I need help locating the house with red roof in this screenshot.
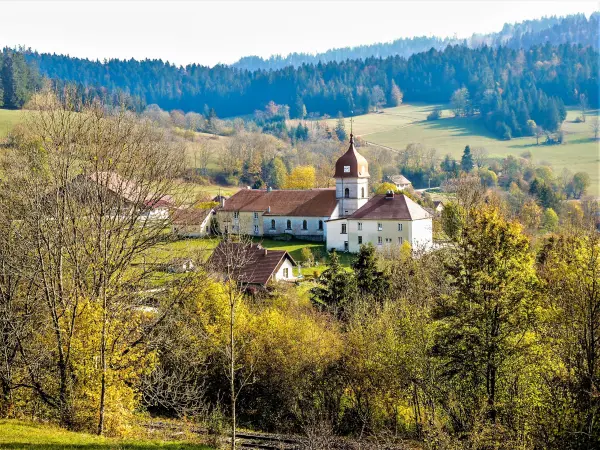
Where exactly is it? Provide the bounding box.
[216,135,433,252]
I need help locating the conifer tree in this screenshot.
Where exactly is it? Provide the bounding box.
[351,243,389,301]
[461,145,474,172]
[311,250,355,319]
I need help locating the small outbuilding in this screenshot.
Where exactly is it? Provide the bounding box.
[208,241,297,287]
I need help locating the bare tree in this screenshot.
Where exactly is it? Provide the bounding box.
[471,147,488,168]
[3,89,190,433]
[207,234,258,449]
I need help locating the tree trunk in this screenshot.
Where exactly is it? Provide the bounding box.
[230,289,236,450]
[97,288,107,436]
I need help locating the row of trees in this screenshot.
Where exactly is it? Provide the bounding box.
[21,43,598,126]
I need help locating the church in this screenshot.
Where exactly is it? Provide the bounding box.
[216,135,433,252]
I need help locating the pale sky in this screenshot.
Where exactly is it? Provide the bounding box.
[1,0,598,67]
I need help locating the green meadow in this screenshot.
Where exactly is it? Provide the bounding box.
[0,109,23,138]
[0,419,212,450]
[329,103,600,196]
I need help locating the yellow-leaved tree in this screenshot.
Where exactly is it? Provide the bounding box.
[284,166,316,189]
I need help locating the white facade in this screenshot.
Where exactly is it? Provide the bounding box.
[326,217,433,253]
[274,258,297,282]
[262,216,328,240]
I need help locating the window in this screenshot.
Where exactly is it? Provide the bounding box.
[361,187,365,198]
[344,187,350,198]
[233,211,239,219]
[398,223,403,231]
[386,238,392,243]
[358,236,363,244]
[378,223,383,231]
[358,222,362,231]
[283,267,289,278]
[378,236,382,245]
[318,220,323,231]
[254,225,259,234]
[271,219,276,230]
[286,220,292,230]
[341,223,347,234]
[302,220,308,230]
[224,225,229,234]
[254,212,259,219]
[344,241,349,251]
[398,237,403,244]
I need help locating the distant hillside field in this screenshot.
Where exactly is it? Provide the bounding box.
[0,109,23,137]
[327,104,600,196]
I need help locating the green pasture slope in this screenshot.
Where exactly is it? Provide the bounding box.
[0,419,212,450]
[330,104,600,196]
[0,109,23,138]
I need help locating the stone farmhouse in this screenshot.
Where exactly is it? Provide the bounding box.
[215,136,433,252]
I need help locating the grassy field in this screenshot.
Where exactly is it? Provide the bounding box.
[149,236,350,277]
[0,109,23,138]
[0,420,212,450]
[328,103,600,196]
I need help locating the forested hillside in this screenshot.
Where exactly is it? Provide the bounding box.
[23,43,599,139]
[232,13,599,70]
[0,49,42,109]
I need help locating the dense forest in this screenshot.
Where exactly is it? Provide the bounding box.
[0,49,42,109]
[232,13,599,70]
[21,42,599,139]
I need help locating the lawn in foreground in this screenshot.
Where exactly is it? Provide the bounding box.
[328,104,600,196]
[0,420,212,450]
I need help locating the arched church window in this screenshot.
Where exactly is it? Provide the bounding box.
[318,220,323,231]
[286,220,291,230]
[344,187,350,198]
[302,220,307,230]
[271,219,276,230]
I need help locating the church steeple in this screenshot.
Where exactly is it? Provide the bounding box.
[334,135,370,217]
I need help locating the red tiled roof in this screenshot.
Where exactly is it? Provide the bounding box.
[349,194,431,220]
[208,241,296,286]
[222,189,337,217]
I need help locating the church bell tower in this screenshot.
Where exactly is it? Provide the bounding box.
[334,134,370,216]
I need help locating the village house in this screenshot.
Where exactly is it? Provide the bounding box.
[216,136,433,252]
[171,207,214,237]
[388,174,412,191]
[208,241,297,287]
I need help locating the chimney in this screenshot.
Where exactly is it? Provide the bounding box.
[264,248,268,256]
[385,190,394,199]
[220,197,226,208]
[267,186,272,193]
[267,206,271,213]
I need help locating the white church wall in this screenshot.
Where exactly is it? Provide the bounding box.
[409,218,433,250]
[325,219,348,252]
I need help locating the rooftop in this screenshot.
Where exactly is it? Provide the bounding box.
[349,193,431,220]
[221,188,337,217]
[334,135,370,179]
[208,241,296,286]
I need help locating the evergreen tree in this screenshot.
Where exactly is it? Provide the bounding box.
[334,113,347,141]
[311,250,355,319]
[461,145,474,172]
[1,53,17,109]
[351,243,389,302]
